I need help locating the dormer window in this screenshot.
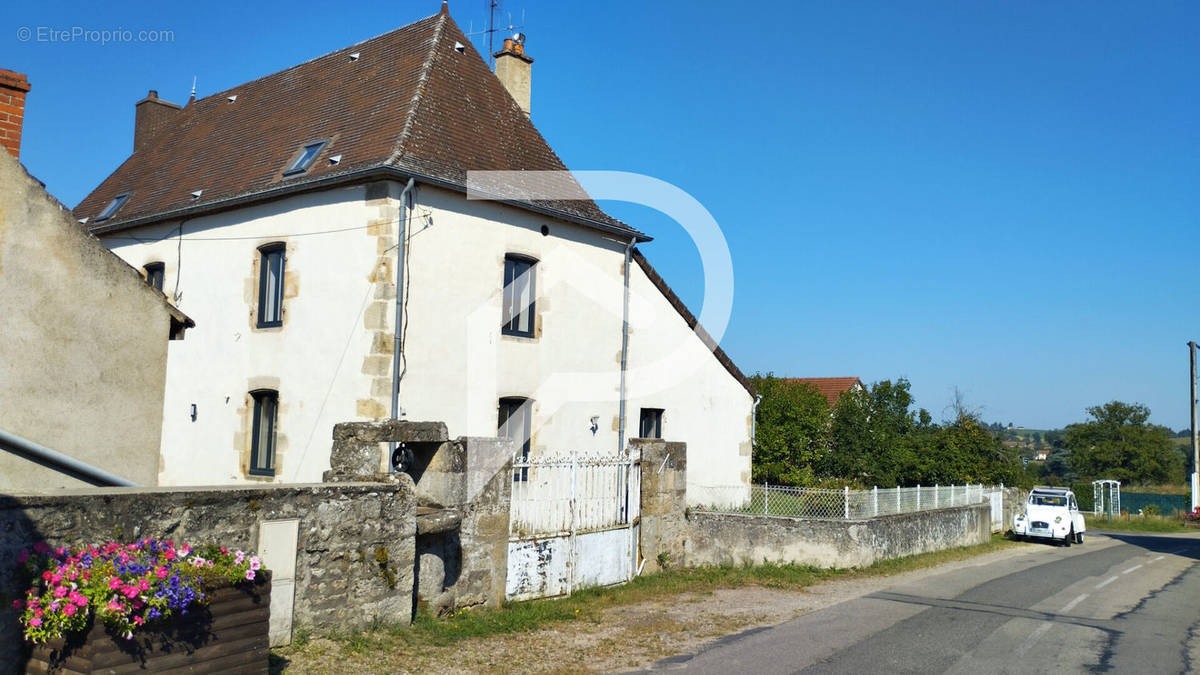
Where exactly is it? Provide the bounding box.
[282,140,328,176]
[95,193,130,222]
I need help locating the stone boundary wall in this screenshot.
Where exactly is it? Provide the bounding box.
[0,480,415,664]
[686,502,991,569]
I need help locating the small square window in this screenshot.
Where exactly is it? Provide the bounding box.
[502,255,536,337]
[639,408,664,439]
[96,193,130,222]
[257,244,285,328]
[143,262,164,291]
[282,140,328,176]
[250,390,278,476]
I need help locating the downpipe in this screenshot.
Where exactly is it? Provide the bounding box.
[617,238,635,453]
[390,178,416,470]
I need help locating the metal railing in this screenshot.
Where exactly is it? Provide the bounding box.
[690,483,996,520]
[510,450,640,537]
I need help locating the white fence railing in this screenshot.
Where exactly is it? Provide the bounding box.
[691,483,998,520]
[510,450,640,537]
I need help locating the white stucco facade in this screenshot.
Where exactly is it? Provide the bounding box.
[100,180,753,490]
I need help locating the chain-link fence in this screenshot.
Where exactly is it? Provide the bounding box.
[690,483,996,520]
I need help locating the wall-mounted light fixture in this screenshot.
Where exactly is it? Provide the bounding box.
[590,416,599,435]
[190,404,198,421]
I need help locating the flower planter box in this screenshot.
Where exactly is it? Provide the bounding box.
[23,572,270,674]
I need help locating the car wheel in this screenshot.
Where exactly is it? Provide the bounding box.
[1075,531,1084,545]
[1063,529,1073,547]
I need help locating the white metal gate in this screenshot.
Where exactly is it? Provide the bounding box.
[986,485,1004,532]
[506,449,640,600]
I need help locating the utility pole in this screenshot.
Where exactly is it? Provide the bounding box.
[1191,341,1199,510]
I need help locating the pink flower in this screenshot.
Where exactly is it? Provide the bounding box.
[220,546,228,555]
[33,608,43,618]
[121,585,138,599]
[71,593,88,608]
[49,601,59,612]
[156,566,168,579]
[133,615,144,625]
[179,544,191,557]
[12,599,23,610]
[107,601,123,612]
[249,556,261,571]
[137,578,150,591]
[62,604,76,617]
[49,573,62,585]
[33,541,50,554]
[41,571,52,581]
[52,586,68,599]
[29,618,42,627]
[245,569,255,581]
[108,577,122,590]
[234,551,245,565]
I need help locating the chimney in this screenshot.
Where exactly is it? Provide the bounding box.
[134,89,182,153]
[493,34,533,116]
[0,69,31,159]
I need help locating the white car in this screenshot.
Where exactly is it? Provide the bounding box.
[1013,487,1085,545]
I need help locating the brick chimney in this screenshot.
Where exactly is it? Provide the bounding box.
[134,89,181,153]
[0,69,31,159]
[493,34,533,116]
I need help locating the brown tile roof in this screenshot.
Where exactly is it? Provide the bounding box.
[75,6,645,241]
[783,377,863,408]
[632,249,755,399]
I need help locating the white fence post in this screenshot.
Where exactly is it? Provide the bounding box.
[917,484,921,511]
[764,482,769,515]
[935,484,939,509]
[844,486,850,519]
[873,486,878,517]
[896,486,901,513]
[950,483,955,506]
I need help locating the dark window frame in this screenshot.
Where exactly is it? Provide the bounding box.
[639,408,664,439]
[501,254,537,338]
[249,389,278,477]
[143,262,165,291]
[257,243,286,328]
[95,193,130,222]
[282,139,329,176]
[499,397,532,481]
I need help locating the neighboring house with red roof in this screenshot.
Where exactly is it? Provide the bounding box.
[73,5,754,492]
[784,377,865,409]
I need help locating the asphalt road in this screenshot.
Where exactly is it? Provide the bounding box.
[640,531,1200,674]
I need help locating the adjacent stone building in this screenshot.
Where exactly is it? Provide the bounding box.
[0,70,191,488]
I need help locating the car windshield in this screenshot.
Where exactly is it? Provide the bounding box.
[1031,495,1067,506]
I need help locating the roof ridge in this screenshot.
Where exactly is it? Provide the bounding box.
[191,12,444,105]
[387,11,448,166]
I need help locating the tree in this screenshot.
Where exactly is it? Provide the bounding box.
[822,378,933,487]
[1065,401,1184,485]
[749,375,830,486]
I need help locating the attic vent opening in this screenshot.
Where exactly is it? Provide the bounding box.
[190,190,203,200]
[95,193,130,222]
[453,41,465,54]
[328,154,342,165]
[349,52,360,61]
[282,140,329,176]
[227,95,238,103]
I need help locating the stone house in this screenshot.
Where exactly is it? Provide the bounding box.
[72,6,754,497]
[0,68,192,490]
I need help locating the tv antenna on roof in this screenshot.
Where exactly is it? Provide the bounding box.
[465,0,525,67]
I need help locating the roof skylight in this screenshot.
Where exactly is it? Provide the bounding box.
[95,193,130,222]
[282,140,328,176]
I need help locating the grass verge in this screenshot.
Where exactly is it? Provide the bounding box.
[1085,514,1194,533]
[284,533,1019,658]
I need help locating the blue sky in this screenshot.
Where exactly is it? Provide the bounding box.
[4,1,1197,430]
